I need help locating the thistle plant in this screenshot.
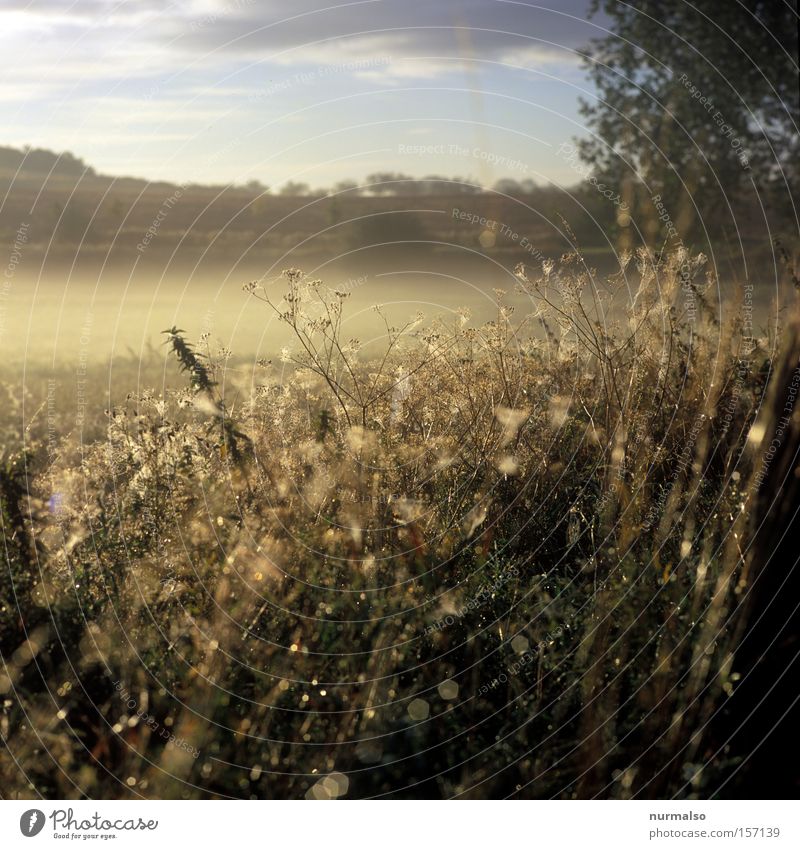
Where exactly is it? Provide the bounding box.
[163,325,248,463]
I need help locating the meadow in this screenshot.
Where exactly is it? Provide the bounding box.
[1,246,797,799]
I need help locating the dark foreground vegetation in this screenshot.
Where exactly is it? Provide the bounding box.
[2,249,799,798]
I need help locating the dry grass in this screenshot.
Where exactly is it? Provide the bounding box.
[1,247,794,798]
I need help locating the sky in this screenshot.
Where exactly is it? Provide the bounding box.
[0,0,611,190]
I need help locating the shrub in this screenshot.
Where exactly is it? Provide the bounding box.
[0,249,789,799]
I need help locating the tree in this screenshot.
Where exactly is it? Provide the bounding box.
[492,178,537,195]
[332,179,360,194]
[364,172,417,195]
[279,181,310,196]
[415,175,482,194]
[579,0,798,239]
[245,179,268,193]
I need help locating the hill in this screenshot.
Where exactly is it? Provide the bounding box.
[0,145,780,285]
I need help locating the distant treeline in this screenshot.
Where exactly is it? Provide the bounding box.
[0,145,95,178]
[0,145,536,197]
[0,145,782,278]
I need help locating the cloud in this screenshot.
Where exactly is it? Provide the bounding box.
[0,0,603,186]
[0,1,599,104]
[176,0,602,71]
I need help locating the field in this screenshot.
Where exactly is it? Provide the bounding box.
[2,247,797,799]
